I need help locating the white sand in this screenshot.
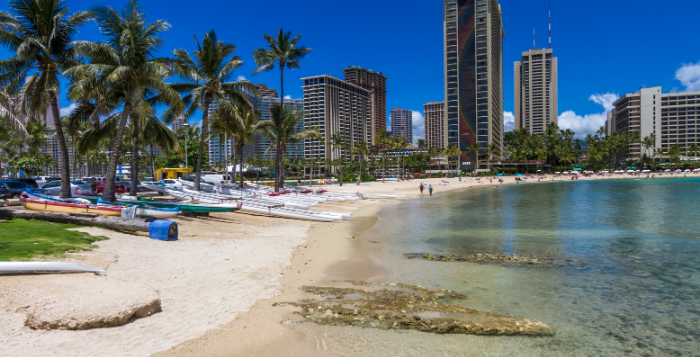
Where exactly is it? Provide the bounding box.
[0,216,310,357]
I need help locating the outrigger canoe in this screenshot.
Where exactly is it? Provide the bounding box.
[116,196,241,213]
[20,197,123,216]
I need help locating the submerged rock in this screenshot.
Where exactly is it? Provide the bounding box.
[405,253,574,267]
[280,281,553,336]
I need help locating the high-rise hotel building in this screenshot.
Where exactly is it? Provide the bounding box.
[514,48,558,135]
[390,107,413,144]
[255,97,305,160]
[424,101,446,149]
[611,87,700,160]
[444,0,505,171]
[301,75,372,164]
[343,66,387,143]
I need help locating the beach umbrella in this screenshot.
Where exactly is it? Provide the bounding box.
[516,173,523,176]
[665,169,671,172]
[574,168,583,171]
[497,173,504,176]
[685,169,691,172]
[555,172,561,174]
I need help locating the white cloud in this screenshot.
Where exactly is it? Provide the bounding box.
[558,93,619,139]
[284,95,292,100]
[411,110,425,146]
[236,75,247,82]
[59,103,77,116]
[675,61,700,91]
[503,111,514,132]
[588,93,618,113]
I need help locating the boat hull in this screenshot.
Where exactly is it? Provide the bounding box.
[118,198,237,213]
[20,197,123,216]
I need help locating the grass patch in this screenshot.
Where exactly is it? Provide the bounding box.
[0,219,108,261]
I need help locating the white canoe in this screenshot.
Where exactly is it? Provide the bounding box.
[0,262,105,274]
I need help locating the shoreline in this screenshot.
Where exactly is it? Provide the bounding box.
[153,174,622,356]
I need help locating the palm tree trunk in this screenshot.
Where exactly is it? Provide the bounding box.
[50,94,72,198]
[339,157,343,187]
[310,157,314,186]
[223,134,228,185]
[275,67,285,192]
[357,158,362,185]
[239,145,245,189]
[150,143,156,179]
[129,116,139,197]
[103,102,132,202]
[195,94,212,191]
[72,136,77,180]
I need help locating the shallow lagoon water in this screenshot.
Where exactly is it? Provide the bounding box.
[343,178,700,356]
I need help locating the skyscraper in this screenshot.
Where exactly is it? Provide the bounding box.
[343,66,387,143]
[424,101,446,149]
[390,108,413,144]
[514,48,558,134]
[301,75,371,167]
[444,0,505,172]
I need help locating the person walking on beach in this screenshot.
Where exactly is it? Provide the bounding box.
[91,177,98,193]
[419,183,424,195]
[428,184,433,196]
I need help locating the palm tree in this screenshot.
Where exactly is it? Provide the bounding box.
[427,147,443,178]
[393,136,410,179]
[329,133,347,186]
[688,143,699,159]
[374,129,391,182]
[468,142,481,175]
[305,127,324,186]
[416,138,427,150]
[67,0,181,201]
[443,143,462,174]
[0,0,92,197]
[0,87,28,139]
[252,28,312,192]
[211,98,266,189]
[169,29,257,191]
[487,142,502,172]
[262,104,320,187]
[351,140,370,185]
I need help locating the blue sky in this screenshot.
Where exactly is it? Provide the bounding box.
[2,0,700,142]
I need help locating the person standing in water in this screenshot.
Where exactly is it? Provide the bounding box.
[429,184,433,196]
[419,183,424,195]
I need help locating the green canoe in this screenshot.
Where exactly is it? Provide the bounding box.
[116,197,238,213]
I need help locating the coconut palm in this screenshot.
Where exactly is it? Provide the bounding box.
[688,143,699,159]
[211,98,266,189]
[329,133,348,186]
[416,138,427,150]
[0,0,93,197]
[392,136,410,179]
[443,142,462,173]
[351,140,370,185]
[0,87,27,139]
[487,142,502,172]
[305,127,324,186]
[169,29,257,191]
[67,0,181,201]
[252,28,312,192]
[467,142,481,175]
[262,104,320,187]
[374,129,391,182]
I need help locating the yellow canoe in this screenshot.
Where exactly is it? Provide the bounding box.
[20,197,123,217]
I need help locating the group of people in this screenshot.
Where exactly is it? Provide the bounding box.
[419,182,433,196]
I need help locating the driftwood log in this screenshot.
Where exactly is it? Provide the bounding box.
[0,207,150,232]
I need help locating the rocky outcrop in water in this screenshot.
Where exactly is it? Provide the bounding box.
[279,281,553,336]
[405,253,577,267]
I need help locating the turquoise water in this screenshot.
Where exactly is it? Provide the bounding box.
[361,178,700,356]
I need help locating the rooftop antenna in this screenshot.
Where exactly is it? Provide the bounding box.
[549,3,552,49]
[533,22,536,49]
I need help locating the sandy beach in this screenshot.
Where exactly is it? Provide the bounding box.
[0,173,676,356]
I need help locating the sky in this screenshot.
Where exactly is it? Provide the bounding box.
[2,0,700,143]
